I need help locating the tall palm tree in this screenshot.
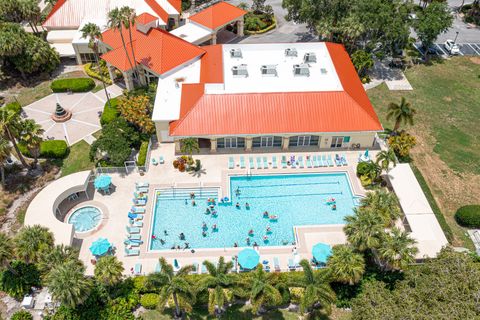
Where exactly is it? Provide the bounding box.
[0,108,28,167]
[298,259,336,315]
[386,97,416,132]
[46,260,91,308]
[248,264,282,314]
[146,257,195,318]
[80,22,112,108]
[378,227,418,270]
[107,8,135,83]
[0,232,16,274]
[14,225,54,264]
[344,208,384,252]
[180,138,199,156]
[326,245,365,285]
[0,137,12,186]
[94,255,124,287]
[19,119,44,167]
[120,6,139,80]
[360,190,401,226]
[375,149,397,173]
[198,256,235,316]
[37,245,80,277]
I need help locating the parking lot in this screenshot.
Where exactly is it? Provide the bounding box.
[415,42,480,57]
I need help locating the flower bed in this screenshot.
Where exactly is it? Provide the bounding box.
[245,16,276,35]
[84,62,112,85]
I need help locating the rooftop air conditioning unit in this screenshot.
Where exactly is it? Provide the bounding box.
[285,48,298,57]
[304,52,317,63]
[260,65,277,77]
[320,68,328,75]
[293,64,310,77]
[230,48,242,58]
[232,64,248,77]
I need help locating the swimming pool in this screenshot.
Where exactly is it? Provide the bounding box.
[68,206,102,232]
[150,173,357,250]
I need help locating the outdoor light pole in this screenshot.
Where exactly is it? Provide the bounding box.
[454,31,459,43]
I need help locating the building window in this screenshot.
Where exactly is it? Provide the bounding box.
[331,136,350,148]
[217,137,245,149]
[80,53,96,63]
[289,135,319,147]
[252,136,282,148]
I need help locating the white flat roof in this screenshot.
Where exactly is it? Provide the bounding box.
[152,57,202,121]
[407,214,449,258]
[46,29,78,43]
[216,43,343,94]
[72,19,108,44]
[169,22,212,45]
[50,43,76,56]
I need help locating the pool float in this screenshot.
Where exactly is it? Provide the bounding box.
[326,198,336,205]
[269,215,278,221]
[212,224,218,231]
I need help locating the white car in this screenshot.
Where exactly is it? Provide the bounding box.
[444,40,460,55]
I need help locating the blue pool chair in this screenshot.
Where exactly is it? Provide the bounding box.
[334,154,342,166]
[136,186,149,193]
[314,155,321,167]
[173,259,181,272]
[272,156,278,168]
[134,263,142,275]
[249,157,255,169]
[327,155,334,166]
[201,263,207,274]
[192,262,199,274]
[281,156,287,168]
[321,155,327,167]
[126,226,140,234]
[306,156,313,168]
[298,156,304,168]
[341,153,348,166]
[124,248,140,256]
[228,157,235,169]
[154,262,162,273]
[288,258,296,271]
[132,198,146,206]
[159,156,164,164]
[151,158,158,166]
[131,206,145,213]
[263,157,268,169]
[127,234,141,240]
[240,156,246,169]
[256,157,262,169]
[274,257,281,272]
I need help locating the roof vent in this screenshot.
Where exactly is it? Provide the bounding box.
[304,52,317,63]
[230,48,242,58]
[320,68,328,75]
[285,48,298,57]
[260,65,277,77]
[232,64,248,77]
[293,64,310,77]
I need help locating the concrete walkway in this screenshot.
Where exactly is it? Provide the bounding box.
[365,60,413,91]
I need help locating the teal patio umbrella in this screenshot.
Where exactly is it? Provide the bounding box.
[238,248,260,270]
[364,149,369,158]
[312,243,332,264]
[94,175,111,190]
[89,238,112,256]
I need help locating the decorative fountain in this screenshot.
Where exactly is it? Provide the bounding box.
[51,103,72,122]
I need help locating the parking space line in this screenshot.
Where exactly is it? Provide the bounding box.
[473,44,480,55]
[467,43,480,55]
[435,44,447,55]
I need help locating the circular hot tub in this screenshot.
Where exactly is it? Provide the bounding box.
[67,206,102,233]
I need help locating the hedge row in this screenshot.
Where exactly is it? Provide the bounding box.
[455,205,480,228]
[100,98,120,125]
[245,17,277,35]
[136,140,149,166]
[50,78,95,93]
[18,140,69,159]
[84,63,112,85]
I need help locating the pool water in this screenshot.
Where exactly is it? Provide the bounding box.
[150,173,357,250]
[68,206,102,232]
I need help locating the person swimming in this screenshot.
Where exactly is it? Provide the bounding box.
[212,224,218,230]
[235,187,241,196]
[263,235,268,241]
[266,226,271,233]
[263,211,269,217]
[253,242,258,247]
[246,237,251,245]
[190,192,195,199]
[184,242,190,249]
[234,242,238,247]
[205,207,211,214]
[160,239,165,245]
[184,199,188,205]
[179,233,185,240]
[202,231,207,237]
[236,202,240,208]
[202,221,207,229]
[192,200,196,206]
[248,229,254,236]
[152,234,157,240]
[245,202,250,209]
[164,230,168,236]
[211,210,217,216]
[332,204,337,211]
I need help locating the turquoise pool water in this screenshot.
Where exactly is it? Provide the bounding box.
[150,173,357,250]
[68,206,102,232]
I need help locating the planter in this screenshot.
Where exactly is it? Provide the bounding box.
[245,17,277,35]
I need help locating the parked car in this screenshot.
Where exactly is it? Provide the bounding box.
[444,40,460,55]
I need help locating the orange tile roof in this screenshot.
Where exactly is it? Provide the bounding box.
[136,12,158,24]
[189,2,247,30]
[101,27,205,75]
[145,0,169,23]
[168,0,182,13]
[200,45,224,83]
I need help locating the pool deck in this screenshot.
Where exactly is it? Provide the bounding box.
[72,143,373,275]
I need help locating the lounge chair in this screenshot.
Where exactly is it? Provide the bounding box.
[154,262,162,273]
[334,154,342,166]
[128,213,138,220]
[240,156,246,169]
[288,258,297,271]
[131,207,145,214]
[327,155,334,166]
[159,156,164,164]
[173,259,181,272]
[127,234,141,240]
[263,157,268,169]
[124,239,142,247]
[192,262,199,274]
[228,157,235,169]
[134,263,142,275]
[133,214,143,220]
[133,192,147,200]
[321,155,327,167]
[124,248,140,256]
[126,226,140,234]
[272,156,278,168]
[132,198,147,206]
[314,155,320,167]
[306,156,313,168]
[151,158,158,166]
[136,186,149,193]
[249,157,255,169]
[256,157,262,169]
[298,156,304,168]
[201,263,207,274]
[281,156,287,168]
[131,220,143,227]
[341,153,348,166]
[273,257,281,272]
[136,182,149,188]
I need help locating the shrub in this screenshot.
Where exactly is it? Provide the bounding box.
[100,98,120,126]
[83,63,112,85]
[2,101,22,114]
[51,78,95,93]
[18,140,68,159]
[11,310,33,320]
[455,205,480,228]
[136,141,148,166]
[356,162,371,176]
[289,287,304,304]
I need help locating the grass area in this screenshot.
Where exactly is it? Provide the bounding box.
[56,140,95,177]
[367,57,480,247]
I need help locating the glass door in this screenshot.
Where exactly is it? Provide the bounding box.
[330,136,344,148]
[224,137,238,148]
[297,136,311,146]
[260,136,274,147]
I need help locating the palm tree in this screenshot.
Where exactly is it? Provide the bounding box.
[0,108,28,167]
[80,22,112,108]
[120,6,139,80]
[94,255,124,287]
[0,137,12,186]
[326,245,365,285]
[0,232,16,274]
[248,264,282,314]
[19,119,44,167]
[386,97,416,132]
[146,257,195,318]
[37,245,80,277]
[375,149,397,173]
[344,208,384,252]
[198,256,235,316]
[378,227,418,270]
[180,138,199,156]
[298,259,336,315]
[14,225,54,263]
[46,260,91,308]
[107,8,135,82]
[360,190,401,226]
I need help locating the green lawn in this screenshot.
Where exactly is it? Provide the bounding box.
[57,140,95,177]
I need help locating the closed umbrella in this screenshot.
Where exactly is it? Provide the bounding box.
[364,149,369,158]
[312,243,332,264]
[89,238,112,256]
[94,175,111,190]
[238,248,260,270]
